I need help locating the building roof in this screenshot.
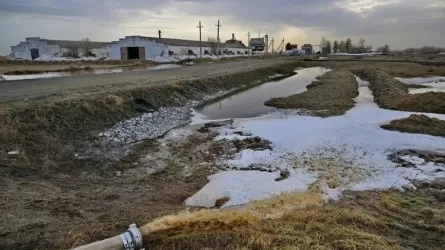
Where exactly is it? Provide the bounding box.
[249,38,265,44]
[116,36,247,49]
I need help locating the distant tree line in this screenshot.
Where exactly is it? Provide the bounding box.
[321,37,390,54]
[404,46,445,54]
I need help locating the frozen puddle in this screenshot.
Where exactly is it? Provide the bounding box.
[395,76,445,94]
[186,77,445,208]
[0,64,182,81]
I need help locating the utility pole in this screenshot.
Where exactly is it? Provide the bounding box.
[271,37,275,53]
[215,20,222,58]
[247,32,250,56]
[197,21,204,58]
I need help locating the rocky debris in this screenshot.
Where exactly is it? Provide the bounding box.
[214,197,230,208]
[98,106,192,145]
[390,149,445,167]
[233,131,252,136]
[197,127,211,133]
[232,137,273,151]
[204,120,234,128]
[275,169,290,181]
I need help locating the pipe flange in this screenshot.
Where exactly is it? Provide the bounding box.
[120,224,143,250]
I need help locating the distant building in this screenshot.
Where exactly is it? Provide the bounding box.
[10,36,248,60]
[285,43,298,51]
[225,33,244,46]
[249,38,265,51]
[301,44,313,54]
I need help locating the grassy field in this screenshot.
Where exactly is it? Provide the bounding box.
[265,70,358,117]
[382,114,445,137]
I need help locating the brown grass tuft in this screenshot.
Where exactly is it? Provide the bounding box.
[146,187,445,250]
[381,114,445,137]
[265,70,359,117]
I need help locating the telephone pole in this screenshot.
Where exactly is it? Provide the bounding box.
[215,20,222,58]
[197,21,204,57]
[271,37,275,53]
[247,32,250,56]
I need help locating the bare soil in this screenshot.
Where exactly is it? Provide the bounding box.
[265,70,359,117]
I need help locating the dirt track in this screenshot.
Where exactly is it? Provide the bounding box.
[0,58,296,102]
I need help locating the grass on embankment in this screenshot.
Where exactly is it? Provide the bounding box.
[355,68,445,114]
[0,62,303,172]
[382,114,445,137]
[265,70,358,117]
[148,183,445,250]
[0,60,160,75]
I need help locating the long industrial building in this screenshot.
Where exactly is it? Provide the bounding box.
[10,35,248,60]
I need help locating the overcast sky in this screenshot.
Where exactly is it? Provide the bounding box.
[0,0,444,55]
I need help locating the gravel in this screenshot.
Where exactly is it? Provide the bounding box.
[98,106,193,145]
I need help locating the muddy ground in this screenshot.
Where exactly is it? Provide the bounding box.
[1,56,445,249]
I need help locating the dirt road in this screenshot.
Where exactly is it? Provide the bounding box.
[0,57,296,102]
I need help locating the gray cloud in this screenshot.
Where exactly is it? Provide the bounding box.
[0,0,444,55]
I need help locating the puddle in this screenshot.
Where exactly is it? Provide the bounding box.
[195,67,330,119]
[409,82,445,94]
[394,76,445,94]
[0,64,182,81]
[395,76,445,85]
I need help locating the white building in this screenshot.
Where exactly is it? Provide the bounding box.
[105,36,248,60]
[11,36,248,61]
[10,37,107,60]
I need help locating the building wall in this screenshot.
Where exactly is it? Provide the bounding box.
[11,38,60,60]
[169,45,247,56]
[59,47,107,58]
[105,36,167,60]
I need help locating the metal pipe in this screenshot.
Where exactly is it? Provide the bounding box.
[73,224,143,250]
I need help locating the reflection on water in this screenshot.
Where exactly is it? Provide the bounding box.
[195,67,330,119]
[0,64,182,81]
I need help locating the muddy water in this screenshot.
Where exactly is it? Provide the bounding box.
[195,67,330,119]
[0,64,182,81]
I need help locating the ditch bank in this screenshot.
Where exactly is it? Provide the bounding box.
[354,68,445,114]
[0,62,303,172]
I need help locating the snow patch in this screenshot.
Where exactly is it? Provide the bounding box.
[185,169,317,208]
[188,77,445,206]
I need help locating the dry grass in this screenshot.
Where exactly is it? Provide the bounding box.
[304,60,445,78]
[381,114,445,137]
[355,68,445,114]
[0,62,302,171]
[147,184,445,250]
[0,60,160,74]
[265,70,358,117]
